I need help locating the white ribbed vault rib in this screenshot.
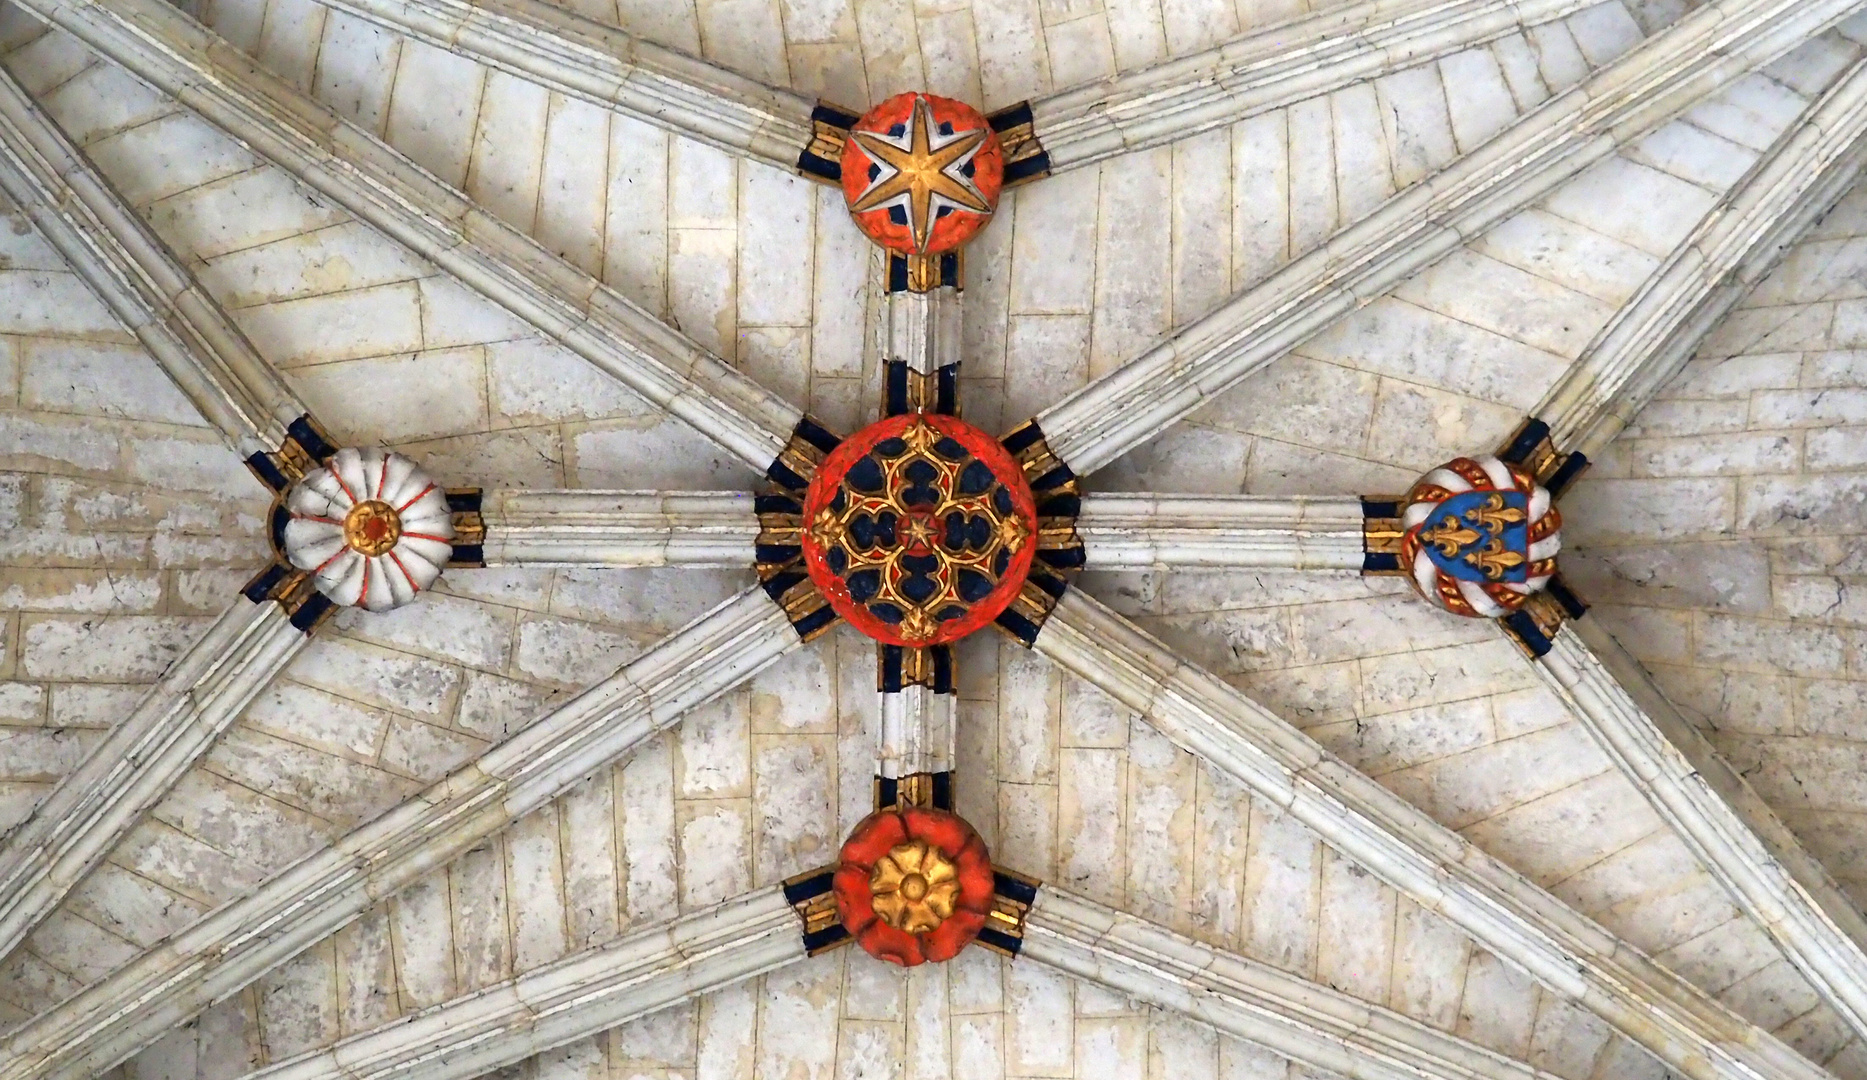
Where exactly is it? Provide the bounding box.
[0,601,303,968]
[1024,886,1561,1080]
[10,0,803,473]
[878,684,955,778]
[294,0,814,174]
[1535,618,1867,1049]
[1537,54,1867,458]
[478,490,758,567]
[1032,589,1832,1080]
[1076,493,1365,570]
[1032,0,1866,477]
[0,56,299,456]
[0,587,800,1080]
[886,285,960,376]
[299,0,816,175]
[1028,0,1594,174]
[240,887,801,1080]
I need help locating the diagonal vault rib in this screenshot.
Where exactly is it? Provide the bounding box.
[1032,0,1867,477]
[0,601,305,969]
[237,887,802,1080]
[1536,56,1867,459]
[9,0,804,473]
[1024,884,1563,1080]
[1027,0,1596,175]
[0,55,301,456]
[0,587,802,1080]
[1032,588,1834,1080]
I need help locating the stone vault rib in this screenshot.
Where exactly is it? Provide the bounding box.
[1032,0,1867,477]
[1075,493,1365,571]
[1023,885,1563,1080]
[237,887,802,1080]
[9,0,804,473]
[1032,588,1834,1080]
[1532,620,1867,1052]
[0,55,301,456]
[1494,55,1867,1050]
[478,490,760,567]
[1536,57,1867,459]
[0,602,306,969]
[0,587,801,1080]
[1026,0,1596,175]
[295,0,1592,188]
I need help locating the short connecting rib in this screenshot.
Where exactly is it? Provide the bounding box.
[0,588,801,1080]
[1032,589,1831,1080]
[0,62,301,456]
[1033,0,1867,477]
[1075,494,1364,571]
[239,888,803,1080]
[0,602,305,967]
[15,0,803,472]
[1027,0,1595,175]
[1537,53,1867,459]
[1024,886,1564,1080]
[477,490,759,567]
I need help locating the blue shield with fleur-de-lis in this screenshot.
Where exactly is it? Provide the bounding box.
[1415,490,1532,584]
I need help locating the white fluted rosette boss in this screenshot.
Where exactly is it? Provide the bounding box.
[282,448,455,611]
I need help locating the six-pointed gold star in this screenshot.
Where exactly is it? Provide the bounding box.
[850,96,992,252]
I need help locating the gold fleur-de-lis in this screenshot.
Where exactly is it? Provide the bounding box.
[1463,536,1527,580]
[1418,514,1481,558]
[901,418,939,457]
[1464,492,1527,535]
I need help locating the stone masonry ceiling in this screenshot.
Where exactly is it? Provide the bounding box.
[0,1,1865,1079]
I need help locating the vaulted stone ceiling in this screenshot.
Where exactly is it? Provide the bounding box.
[0,0,1864,1078]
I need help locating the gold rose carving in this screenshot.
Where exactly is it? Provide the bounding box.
[343,500,403,557]
[869,839,961,934]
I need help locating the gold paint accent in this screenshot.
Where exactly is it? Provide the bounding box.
[997,515,1029,554]
[851,98,992,252]
[877,771,946,810]
[900,606,937,643]
[809,507,848,550]
[1467,492,1528,535]
[869,840,961,934]
[1465,537,1527,580]
[1419,514,1481,557]
[343,500,403,557]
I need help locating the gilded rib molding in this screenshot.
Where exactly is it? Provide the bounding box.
[0,588,801,1080]
[1076,493,1365,570]
[296,0,818,176]
[1536,619,1867,1050]
[241,888,802,1080]
[0,62,300,456]
[1024,886,1563,1080]
[1034,0,1867,476]
[0,601,305,967]
[1029,0,1594,174]
[11,0,803,472]
[1033,589,1834,1080]
[478,490,759,567]
[1538,54,1867,458]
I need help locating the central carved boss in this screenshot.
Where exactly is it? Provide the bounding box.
[800,413,1038,646]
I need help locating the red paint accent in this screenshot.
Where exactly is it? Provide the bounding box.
[834,808,995,967]
[840,92,1004,256]
[800,413,1037,647]
[398,482,437,513]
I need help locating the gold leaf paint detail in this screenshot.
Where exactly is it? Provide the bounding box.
[850,98,992,252]
[343,500,402,557]
[1419,514,1480,558]
[869,839,961,934]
